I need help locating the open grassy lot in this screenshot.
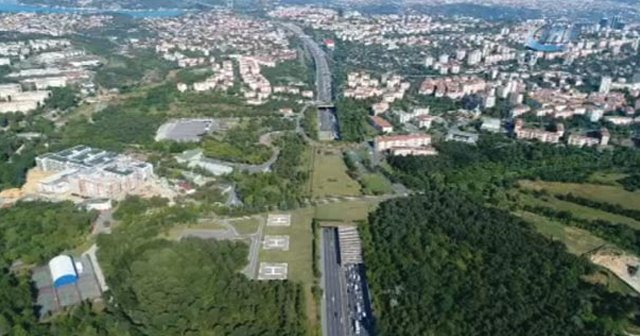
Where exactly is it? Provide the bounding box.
[518,193,640,230]
[587,172,628,185]
[260,208,315,284]
[229,217,260,235]
[518,180,640,210]
[516,211,606,255]
[360,173,394,195]
[253,197,387,334]
[161,221,225,240]
[310,148,361,198]
[314,199,383,222]
[258,208,318,333]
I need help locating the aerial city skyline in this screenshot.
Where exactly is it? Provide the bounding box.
[0,0,640,335]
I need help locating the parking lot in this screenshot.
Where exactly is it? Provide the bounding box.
[155,118,215,142]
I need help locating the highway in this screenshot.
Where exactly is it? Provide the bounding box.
[282,23,333,104]
[322,228,349,336]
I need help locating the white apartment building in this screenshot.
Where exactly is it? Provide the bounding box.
[36,146,154,200]
[374,134,432,152]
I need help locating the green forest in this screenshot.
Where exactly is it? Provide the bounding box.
[58,87,171,151]
[235,133,309,210]
[0,201,96,264]
[96,197,307,336]
[0,197,308,335]
[100,238,307,336]
[0,201,97,335]
[362,190,640,336]
[0,134,37,189]
[388,134,640,201]
[335,98,372,142]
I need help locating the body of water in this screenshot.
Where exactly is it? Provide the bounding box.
[0,0,183,17]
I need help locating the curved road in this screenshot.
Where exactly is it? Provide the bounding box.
[202,131,282,174]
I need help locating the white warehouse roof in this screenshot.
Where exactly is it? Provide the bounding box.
[48,255,77,286]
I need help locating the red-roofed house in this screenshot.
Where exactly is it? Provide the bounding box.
[369,116,393,133]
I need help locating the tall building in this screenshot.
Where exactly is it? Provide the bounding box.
[467,50,482,66]
[424,56,434,67]
[610,15,624,30]
[599,76,612,94]
[599,17,609,30]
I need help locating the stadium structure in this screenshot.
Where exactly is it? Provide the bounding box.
[526,23,579,52]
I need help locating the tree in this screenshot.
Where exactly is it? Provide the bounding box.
[0,201,96,264]
[363,191,640,336]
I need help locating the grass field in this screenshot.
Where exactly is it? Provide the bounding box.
[229,217,260,235]
[260,208,315,284]
[310,148,361,198]
[518,180,640,211]
[587,172,627,185]
[360,173,394,195]
[516,211,606,255]
[162,221,225,240]
[314,199,383,222]
[518,193,640,230]
[258,208,318,333]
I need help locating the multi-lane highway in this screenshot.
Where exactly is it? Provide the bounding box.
[282,23,333,104]
[322,228,349,336]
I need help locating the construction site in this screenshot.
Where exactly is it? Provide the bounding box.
[0,145,176,205]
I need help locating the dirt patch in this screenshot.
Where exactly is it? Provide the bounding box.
[0,168,55,202]
[590,249,640,294]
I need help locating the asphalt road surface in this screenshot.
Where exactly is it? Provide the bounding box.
[323,228,349,336]
[282,23,332,104]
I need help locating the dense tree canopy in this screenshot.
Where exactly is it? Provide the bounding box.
[59,101,165,151]
[388,134,640,200]
[618,174,640,192]
[0,201,96,264]
[45,87,78,111]
[92,197,307,336]
[363,190,639,336]
[335,98,372,142]
[0,266,44,336]
[0,134,37,190]
[235,133,309,210]
[104,238,306,336]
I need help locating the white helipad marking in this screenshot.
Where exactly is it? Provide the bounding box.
[258,262,288,280]
[263,235,290,251]
[267,214,291,227]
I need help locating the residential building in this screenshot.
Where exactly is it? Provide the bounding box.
[599,76,612,94]
[374,134,432,152]
[446,130,479,144]
[369,116,393,133]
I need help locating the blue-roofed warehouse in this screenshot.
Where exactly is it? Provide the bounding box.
[48,255,78,288]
